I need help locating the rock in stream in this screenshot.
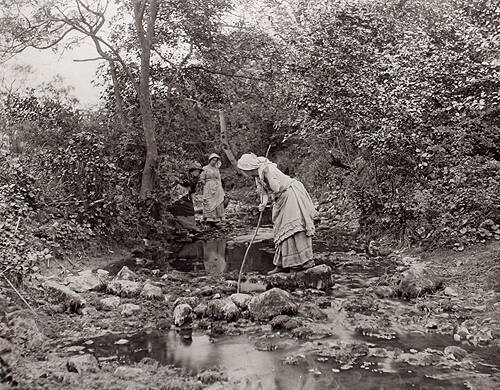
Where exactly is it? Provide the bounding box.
[266,265,333,290]
[248,288,298,320]
[393,262,443,298]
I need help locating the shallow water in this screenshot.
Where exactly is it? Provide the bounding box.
[98,233,499,388]
[105,230,360,277]
[169,238,276,275]
[168,235,362,276]
[104,235,277,276]
[74,327,500,390]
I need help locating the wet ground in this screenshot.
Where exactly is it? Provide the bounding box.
[69,317,500,390]
[81,232,500,389]
[106,227,361,277]
[71,329,482,390]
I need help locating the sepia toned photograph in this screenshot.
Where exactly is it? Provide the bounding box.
[0,0,498,389]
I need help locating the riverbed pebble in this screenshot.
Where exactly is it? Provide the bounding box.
[297,303,328,320]
[114,366,145,379]
[173,296,200,308]
[194,303,208,317]
[207,298,241,321]
[98,296,121,311]
[229,293,252,309]
[120,303,141,317]
[64,270,103,292]
[444,287,459,297]
[270,315,301,331]
[140,282,163,300]
[444,346,468,360]
[173,304,193,326]
[248,288,298,320]
[115,266,137,281]
[107,280,142,297]
[426,320,438,329]
[266,265,334,290]
[394,263,443,299]
[66,354,100,373]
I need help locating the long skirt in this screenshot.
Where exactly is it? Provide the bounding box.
[273,231,313,268]
[272,179,317,268]
[202,177,225,222]
[204,202,224,222]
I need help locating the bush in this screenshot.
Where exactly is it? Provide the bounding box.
[0,92,184,280]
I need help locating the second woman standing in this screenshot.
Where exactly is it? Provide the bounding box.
[200,153,225,226]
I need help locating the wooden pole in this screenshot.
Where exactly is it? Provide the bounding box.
[236,144,272,293]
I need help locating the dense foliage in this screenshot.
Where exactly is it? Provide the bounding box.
[245,0,500,246]
[0,0,498,281]
[0,90,183,280]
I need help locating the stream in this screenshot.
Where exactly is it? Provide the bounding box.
[88,231,499,389]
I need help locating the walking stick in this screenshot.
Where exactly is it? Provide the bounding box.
[237,211,263,293]
[237,144,272,293]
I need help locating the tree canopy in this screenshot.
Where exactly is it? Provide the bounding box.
[0,0,498,278]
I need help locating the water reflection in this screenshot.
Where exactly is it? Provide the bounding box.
[170,238,276,275]
[78,329,359,389]
[78,329,471,390]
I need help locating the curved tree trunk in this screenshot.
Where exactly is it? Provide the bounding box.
[109,61,128,134]
[218,109,240,173]
[134,0,160,200]
[138,88,158,199]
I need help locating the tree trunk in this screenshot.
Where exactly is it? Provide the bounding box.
[134,0,160,200]
[138,85,158,199]
[109,61,128,133]
[218,109,240,172]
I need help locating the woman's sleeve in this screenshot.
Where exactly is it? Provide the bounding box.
[262,166,281,193]
[199,169,206,183]
[255,177,264,197]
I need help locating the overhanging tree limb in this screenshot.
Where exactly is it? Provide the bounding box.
[31,27,76,50]
[187,65,270,82]
[218,109,240,172]
[73,56,107,62]
[185,97,241,173]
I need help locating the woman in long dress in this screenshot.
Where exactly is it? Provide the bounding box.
[237,153,317,274]
[200,153,225,225]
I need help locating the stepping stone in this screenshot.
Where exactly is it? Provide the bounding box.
[266,265,333,290]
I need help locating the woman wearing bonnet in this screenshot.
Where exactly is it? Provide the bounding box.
[237,153,317,274]
[199,153,225,226]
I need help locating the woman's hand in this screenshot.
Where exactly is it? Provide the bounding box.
[258,193,269,212]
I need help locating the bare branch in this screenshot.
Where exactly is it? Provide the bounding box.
[75,0,104,18]
[177,43,194,70]
[103,0,110,15]
[46,4,137,89]
[73,56,107,62]
[188,65,270,82]
[32,27,76,50]
[86,32,137,86]
[152,48,177,68]
[75,0,93,31]
[1,0,140,100]
[93,11,106,33]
